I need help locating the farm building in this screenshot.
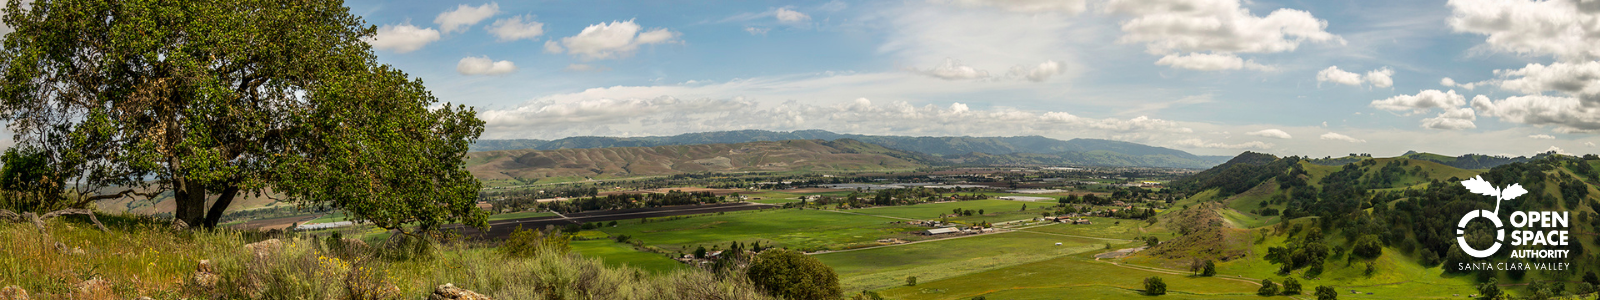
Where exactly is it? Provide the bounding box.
[925,227,961,235]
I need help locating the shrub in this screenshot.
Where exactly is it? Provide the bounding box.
[906,276,917,286]
[499,226,569,258]
[1281,277,1301,295]
[1202,260,1216,276]
[747,249,842,300]
[1144,276,1167,295]
[1315,286,1337,300]
[1257,279,1278,296]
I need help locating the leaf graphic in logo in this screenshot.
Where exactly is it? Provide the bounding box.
[1499,184,1527,201]
[1461,176,1500,199]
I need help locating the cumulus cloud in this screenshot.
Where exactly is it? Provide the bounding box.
[1370,90,1467,113]
[435,3,499,34]
[364,24,441,53]
[1441,77,1477,90]
[488,15,544,41]
[1448,0,1600,61]
[774,8,810,22]
[1318,66,1394,87]
[1493,61,1600,106]
[1172,138,1272,149]
[1247,129,1293,139]
[1472,94,1600,132]
[915,58,991,80]
[1104,0,1341,69]
[1320,132,1366,143]
[934,0,1088,14]
[1317,66,1362,86]
[1421,107,1477,130]
[1529,134,1555,139]
[1155,53,1273,71]
[1007,60,1065,82]
[546,20,680,60]
[1545,146,1569,155]
[457,56,517,75]
[1365,68,1395,88]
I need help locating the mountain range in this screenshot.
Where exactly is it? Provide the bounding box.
[472,130,1235,169]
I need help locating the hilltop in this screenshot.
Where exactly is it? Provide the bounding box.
[464,139,931,182]
[471,129,1232,169]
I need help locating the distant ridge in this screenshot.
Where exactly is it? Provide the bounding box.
[473,130,1233,169]
[464,139,929,182]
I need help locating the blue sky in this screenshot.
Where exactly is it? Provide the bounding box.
[345,0,1600,158]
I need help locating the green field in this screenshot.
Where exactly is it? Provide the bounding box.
[1019,218,1169,241]
[487,211,557,221]
[597,208,920,252]
[815,231,1107,291]
[849,199,1047,222]
[569,239,686,274]
[876,252,1273,299]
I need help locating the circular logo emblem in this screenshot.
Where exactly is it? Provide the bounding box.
[1455,209,1504,258]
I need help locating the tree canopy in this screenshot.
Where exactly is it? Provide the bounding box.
[0,0,486,232]
[746,249,842,300]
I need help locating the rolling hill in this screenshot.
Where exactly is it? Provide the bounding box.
[471,129,1232,169]
[464,139,931,182]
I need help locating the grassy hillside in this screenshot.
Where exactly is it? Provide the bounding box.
[464,139,927,182]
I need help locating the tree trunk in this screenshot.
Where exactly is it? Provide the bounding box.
[174,182,207,227]
[202,185,241,228]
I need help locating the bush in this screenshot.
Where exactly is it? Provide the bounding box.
[747,249,842,300]
[1257,279,1278,296]
[906,276,917,286]
[1352,235,1383,259]
[499,226,569,258]
[1144,276,1167,295]
[1201,260,1216,276]
[1281,277,1301,295]
[1315,286,1337,300]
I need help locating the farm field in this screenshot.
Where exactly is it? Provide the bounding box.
[847,199,1042,221]
[814,231,1107,291]
[596,208,921,252]
[569,239,686,274]
[486,211,556,221]
[1019,218,1171,240]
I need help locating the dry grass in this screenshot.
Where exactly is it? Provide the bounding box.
[0,214,774,299]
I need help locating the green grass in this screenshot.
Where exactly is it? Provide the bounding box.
[849,199,1044,221]
[569,239,687,274]
[597,208,918,252]
[487,211,557,221]
[876,252,1272,299]
[1020,218,1169,241]
[305,211,349,224]
[814,231,1106,291]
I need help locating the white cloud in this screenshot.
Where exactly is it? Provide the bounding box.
[1586,141,1596,147]
[877,4,1088,85]
[915,58,991,80]
[1155,53,1273,71]
[1420,107,1477,130]
[364,24,441,53]
[1448,0,1600,61]
[745,27,770,35]
[1493,61,1600,106]
[457,56,517,75]
[1172,138,1272,149]
[1440,77,1477,90]
[1007,60,1065,81]
[1320,132,1366,143]
[775,8,810,23]
[1545,146,1569,155]
[1472,94,1600,132]
[934,0,1088,14]
[488,15,544,42]
[1104,0,1342,69]
[1365,68,1395,88]
[547,20,680,60]
[1370,90,1466,113]
[1317,66,1363,86]
[1247,129,1292,139]
[435,3,499,34]
[1529,134,1555,139]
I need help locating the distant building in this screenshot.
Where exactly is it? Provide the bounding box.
[925,227,961,235]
